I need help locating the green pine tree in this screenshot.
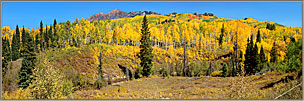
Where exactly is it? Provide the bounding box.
[40,20,44,51]
[2,37,10,77]
[259,45,266,70]
[244,34,260,75]
[253,43,260,73]
[15,25,21,51]
[18,27,37,88]
[35,31,40,53]
[20,26,26,56]
[266,23,276,30]
[219,24,224,47]
[266,23,270,30]
[272,24,276,30]
[95,52,104,89]
[48,25,53,48]
[11,25,21,61]
[259,45,266,63]
[98,52,104,79]
[286,39,301,61]
[53,19,58,48]
[139,15,154,77]
[44,25,49,49]
[222,63,228,77]
[270,42,278,63]
[284,39,302,73]
[256,30,261,43]
[244,37,252,75]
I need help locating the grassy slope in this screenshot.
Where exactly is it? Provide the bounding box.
[72,72,302,99]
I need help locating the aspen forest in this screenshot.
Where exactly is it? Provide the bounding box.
[1,7,303,99]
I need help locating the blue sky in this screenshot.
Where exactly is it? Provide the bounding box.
[2,2,302,29]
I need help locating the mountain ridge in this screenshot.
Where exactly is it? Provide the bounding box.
[88,9,216,21]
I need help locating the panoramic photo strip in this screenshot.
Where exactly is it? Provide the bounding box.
[1,2,303,99]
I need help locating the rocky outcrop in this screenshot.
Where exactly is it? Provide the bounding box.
[203,12,214,16]
[88,9,159,21]
[127,11,159,17]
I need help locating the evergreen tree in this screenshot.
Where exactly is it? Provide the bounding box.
[253,43,260,73]
[21,26,26,55]
[11,25,21,61]
[95,52,104,89]
[266,23,270,30]
[244,34,260,75]
[98,52,104,79]
[244,37,252,75]
[259,45,266,70]
[256,30,261,43]
[18,27,36,88]
[266,23,276,30]
[219,24,224,47]
[222,63,228,77]
[48,25,53,48]
[35,31,39,53]
[270,42,278,63]
[284,39,302,72]
[272,24,276,30]
[259,46,266,63]
[139,15,154,77]
[40,20,44,51]
[44,25,49,49]
[53,19,58,48]
[249,34,254,51]
[2,37,10,77]
[232,31,239,77]
[15,25,21,50]
[286,40,301,61]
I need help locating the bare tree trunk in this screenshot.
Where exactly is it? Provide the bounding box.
[154,37,157,47]
[126,68,129,81]
[68,29,71,45]
[165,40,168,50]
[183,38,189,77]
[235,31,238,75]
[209,32,211,50]
[76,36,78,47]
[95,36,97,44]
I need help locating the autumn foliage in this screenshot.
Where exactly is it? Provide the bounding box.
[2,13,302,99]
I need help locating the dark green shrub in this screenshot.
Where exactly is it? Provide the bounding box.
[222,64,228,77]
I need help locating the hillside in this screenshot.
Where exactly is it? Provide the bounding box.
[2,9,302,99]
